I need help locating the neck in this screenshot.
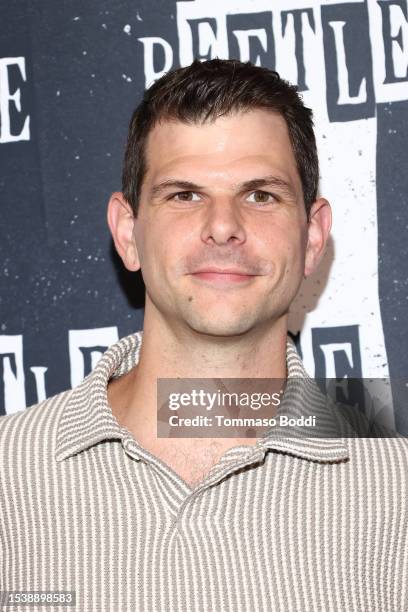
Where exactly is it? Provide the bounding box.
[108,305,289,439]
[139,307,288,379]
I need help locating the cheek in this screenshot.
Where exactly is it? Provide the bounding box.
[265,228,304,261]
[283,221,307,255]
[142,231,183,285]
[268,233,306,283]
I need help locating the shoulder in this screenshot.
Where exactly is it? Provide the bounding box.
[343,437,408,519]
[345,432,408,456]
[321,395,408,493]
[0,387,73,474]
[0,387,72,432]
[324,414,408,481]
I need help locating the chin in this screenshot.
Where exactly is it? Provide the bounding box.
[185,315,256,338]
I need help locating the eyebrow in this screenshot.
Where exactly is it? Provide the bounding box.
[150,175,297,199]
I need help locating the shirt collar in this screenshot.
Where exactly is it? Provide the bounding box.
[55,331,349,463]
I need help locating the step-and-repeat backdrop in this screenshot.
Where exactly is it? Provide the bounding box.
[1,0,408,433]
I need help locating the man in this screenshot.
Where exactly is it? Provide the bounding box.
[0,59,407,612]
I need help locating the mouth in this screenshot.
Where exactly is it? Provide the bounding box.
[190,268,258,286]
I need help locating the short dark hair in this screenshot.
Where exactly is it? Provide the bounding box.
[122,58,319,219]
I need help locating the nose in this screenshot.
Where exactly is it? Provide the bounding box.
[200,195,246,246]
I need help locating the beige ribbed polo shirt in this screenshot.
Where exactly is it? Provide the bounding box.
[1,330,407,611]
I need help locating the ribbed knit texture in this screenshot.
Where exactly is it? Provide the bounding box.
[1,331,407,611]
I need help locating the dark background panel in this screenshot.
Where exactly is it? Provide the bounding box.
[377,100,408,434]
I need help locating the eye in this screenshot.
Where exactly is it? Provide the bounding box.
[171,191,201,202]
[246,190,277,205]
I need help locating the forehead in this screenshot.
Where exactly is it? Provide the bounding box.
[143,109,301,192]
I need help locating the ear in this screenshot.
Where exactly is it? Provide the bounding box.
[106,192,141,272]
[304,197,332,277]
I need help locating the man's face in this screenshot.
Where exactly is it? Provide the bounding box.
[132,109,314,337]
